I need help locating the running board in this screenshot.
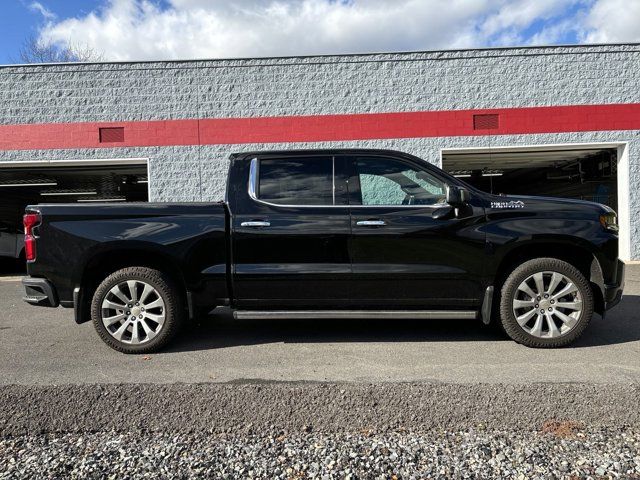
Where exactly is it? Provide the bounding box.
[233,310,478,320]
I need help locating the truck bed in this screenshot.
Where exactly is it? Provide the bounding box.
[25,202,228,314]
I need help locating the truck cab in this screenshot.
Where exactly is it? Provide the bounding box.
[228,150,486,312]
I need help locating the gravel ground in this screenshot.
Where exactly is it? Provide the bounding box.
[3,384,639,478]
[1,428,639,479]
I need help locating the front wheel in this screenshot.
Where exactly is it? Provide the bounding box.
[499,258,594,348]
[91,267,184,353]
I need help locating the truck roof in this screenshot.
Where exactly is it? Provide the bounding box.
[229,148,420,160]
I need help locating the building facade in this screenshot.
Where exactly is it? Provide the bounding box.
[0,44,638,260]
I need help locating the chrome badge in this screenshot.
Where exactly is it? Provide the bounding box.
[491,200,525,209]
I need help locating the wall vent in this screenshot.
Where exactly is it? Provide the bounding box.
[99,127,125,143]
[473,114,499,130]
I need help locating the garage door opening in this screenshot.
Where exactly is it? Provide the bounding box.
[443,147,618,211]
[442,143,631,261]
[0,159,149,265]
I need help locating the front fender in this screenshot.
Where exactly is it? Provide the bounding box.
[484,215,618,316]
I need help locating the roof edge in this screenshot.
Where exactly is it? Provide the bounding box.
[1,42,639,69]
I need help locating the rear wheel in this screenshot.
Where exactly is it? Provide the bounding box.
[91,267,184,353]
[499,258,593,348]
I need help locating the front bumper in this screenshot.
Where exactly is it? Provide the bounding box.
[22,277,59,307]
[604,259,625,311]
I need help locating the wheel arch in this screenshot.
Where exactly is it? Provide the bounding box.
[75,246,188,324]
[493,241,605,315]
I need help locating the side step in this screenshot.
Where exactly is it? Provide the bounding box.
[233,310,478,320]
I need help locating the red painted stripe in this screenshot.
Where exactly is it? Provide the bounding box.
[1,103,639,151]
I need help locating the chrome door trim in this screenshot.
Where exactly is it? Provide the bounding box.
[248,157,259,200]
[247,157,446,209]
[356,220,386,227]
[240,221,271,227]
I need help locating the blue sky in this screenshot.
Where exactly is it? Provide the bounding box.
[2,0,639,64]
[1,1,103,62]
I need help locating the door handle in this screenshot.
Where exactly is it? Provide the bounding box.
[240,220,271,228]
[356,220,386,227]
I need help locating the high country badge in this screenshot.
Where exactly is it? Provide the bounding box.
[491,200,525,209]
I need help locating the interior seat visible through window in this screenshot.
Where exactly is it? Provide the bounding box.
[350,157,447,206]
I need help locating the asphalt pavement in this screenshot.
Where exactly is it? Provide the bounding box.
[0,266,639,385]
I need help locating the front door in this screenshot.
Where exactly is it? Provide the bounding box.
[345,154,486,309]
[231,154,351,308]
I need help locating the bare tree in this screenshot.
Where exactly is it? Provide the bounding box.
[14,35,104,64]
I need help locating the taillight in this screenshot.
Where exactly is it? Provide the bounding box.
[23,212,41,262]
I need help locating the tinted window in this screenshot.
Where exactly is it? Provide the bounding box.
[258,157,334,205]
[353,157,446,206]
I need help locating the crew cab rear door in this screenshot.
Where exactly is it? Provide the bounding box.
[344,153,486,308]
[229,154,351,308]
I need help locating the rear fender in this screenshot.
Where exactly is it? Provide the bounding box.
[73,242,188,324]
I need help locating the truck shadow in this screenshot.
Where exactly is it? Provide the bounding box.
[571,293,640,348]
[0,258,25,275]
[167,294,640,352]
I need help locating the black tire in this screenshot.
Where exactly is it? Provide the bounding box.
[499,258,593,348]
[91,267,184,354]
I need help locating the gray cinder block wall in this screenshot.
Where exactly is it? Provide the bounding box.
[0,44,639,259]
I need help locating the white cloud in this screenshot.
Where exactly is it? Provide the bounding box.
[37,0,623,62]
[480,0,572,38]
[580,0,640,43]
[29,1,56,20]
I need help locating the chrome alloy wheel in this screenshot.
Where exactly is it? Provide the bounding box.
[512,271,583,338]
[101,280,166,345]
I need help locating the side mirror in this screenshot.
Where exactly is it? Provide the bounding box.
[446,185,470,207]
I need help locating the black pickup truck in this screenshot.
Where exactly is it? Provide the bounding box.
[22,149,625,353]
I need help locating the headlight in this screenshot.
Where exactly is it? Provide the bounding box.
[599,212,618,232]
